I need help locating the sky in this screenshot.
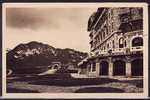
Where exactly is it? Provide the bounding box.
[5,8,97,52]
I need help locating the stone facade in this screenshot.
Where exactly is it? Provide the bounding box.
[78,7,143,77]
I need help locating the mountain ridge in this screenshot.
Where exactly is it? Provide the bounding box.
[6,41,88,74]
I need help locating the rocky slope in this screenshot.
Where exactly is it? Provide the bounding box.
[6,41,88,74]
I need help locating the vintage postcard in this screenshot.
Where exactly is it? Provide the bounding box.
[2,3,149,98]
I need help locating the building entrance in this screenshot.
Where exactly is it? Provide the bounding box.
[99,61,109,75]
[113,60,126,76]
[131,59,143,76]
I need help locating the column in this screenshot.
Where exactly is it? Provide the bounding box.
[125,56,132,77]
[96,62,100,76]
[109,62,113,76]
[109,57,113,76]
[126,61,131,77]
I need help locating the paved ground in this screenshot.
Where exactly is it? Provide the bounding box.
[7,74,143,93]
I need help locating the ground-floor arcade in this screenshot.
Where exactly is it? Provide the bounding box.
[79,54,143,77]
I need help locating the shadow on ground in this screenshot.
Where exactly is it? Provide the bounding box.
[7,88,39,93]
[120,79,143,88]
[28,78,119,86]
[7,74,143,88]
[7,73,72,82]
[7,74,119,86]
[74,87,125,93]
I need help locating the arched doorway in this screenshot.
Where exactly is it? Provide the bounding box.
[132,37,143,47]
[131,59,143,76]
[53,64,58,69]
[99,61,109,75]
[113,60,126,76]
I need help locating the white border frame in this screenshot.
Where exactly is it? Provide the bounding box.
[2,3,149,99]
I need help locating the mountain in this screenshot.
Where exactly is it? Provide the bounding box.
[6,41,88,74]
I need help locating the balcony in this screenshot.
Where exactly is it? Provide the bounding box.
[99,50,108,55]
[111,48,125,55]
[115,48,125,53]
[90,46,143,58]
[130,46,143,52]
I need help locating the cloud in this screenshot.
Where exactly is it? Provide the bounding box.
[7,8,41,30]
[6,8,63,30]
[6,8,97,52]
[6,8,96,31]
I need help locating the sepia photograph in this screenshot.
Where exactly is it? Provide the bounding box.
[2,3,148,98]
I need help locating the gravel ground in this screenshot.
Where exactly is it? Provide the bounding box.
[7,74,143,93]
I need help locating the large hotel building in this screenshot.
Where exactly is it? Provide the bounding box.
[78,7,143,77]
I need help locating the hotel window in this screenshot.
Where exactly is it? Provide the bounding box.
[112,40,115,49]
[119,38,124,48]
[108,12,111,19]
[103,31,105,39]
[112,22,114,32]
[107,43,109,49]
[124,40,127,47]
[132,37,143,47]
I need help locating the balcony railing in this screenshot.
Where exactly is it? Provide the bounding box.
[113,48,125,53]
[90,46,143,57]
[99,50,108,55]
[130,46,143,52]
